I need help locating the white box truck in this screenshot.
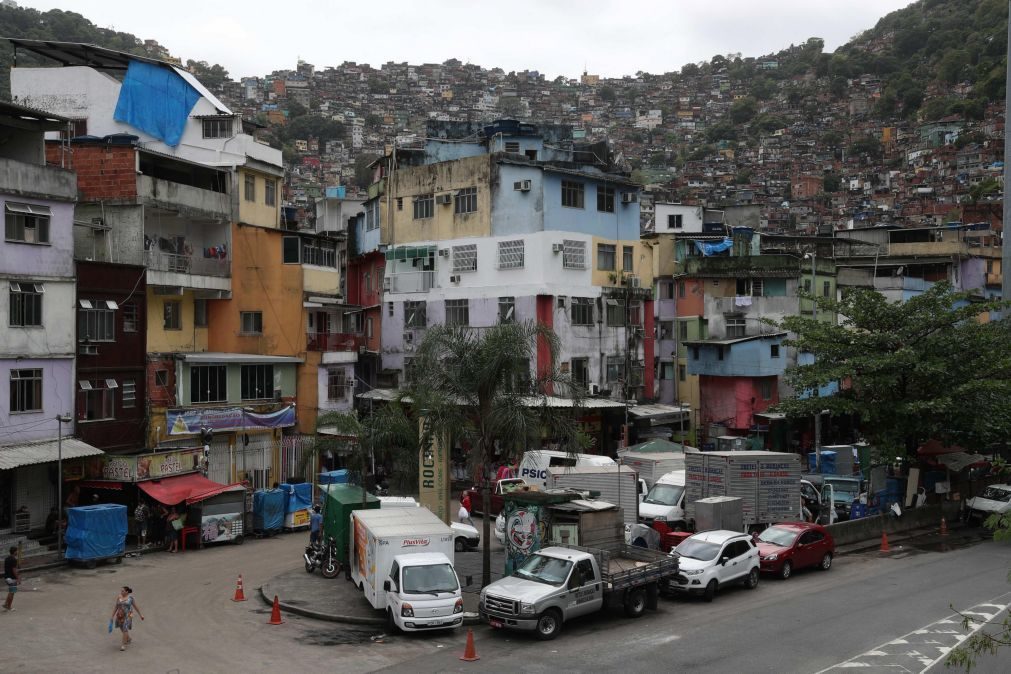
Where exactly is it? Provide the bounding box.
[547,465,641,526]
[518,450,616,488]
[684,451,802,530]
[618,451,686,487]
[639,470,687,530]
[349,508,464,632]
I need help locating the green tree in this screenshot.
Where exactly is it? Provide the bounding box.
[286,100,307,119]
[729,97,758,124]
[823,174,842,193]
[407,322,587,586]
[849,134,883,159]
[775,283,1011,458]
[185,59,230,91]
[599,86,616,102]
[968,177,1001,204]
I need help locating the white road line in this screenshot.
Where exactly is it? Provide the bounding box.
[816,592,1011,674]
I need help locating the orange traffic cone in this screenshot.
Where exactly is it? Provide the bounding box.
[879,531,890,553]
[268,595,284,625]
[232,574,247,602]
[459,627,480,662]
[940,517,948,537]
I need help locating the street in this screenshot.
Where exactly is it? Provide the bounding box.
[3,530,1009,673]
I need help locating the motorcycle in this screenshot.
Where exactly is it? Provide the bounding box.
[304,536,341,579]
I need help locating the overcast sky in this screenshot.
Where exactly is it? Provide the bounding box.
[22,1,914,79]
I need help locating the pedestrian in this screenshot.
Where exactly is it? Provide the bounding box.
[134,500,150,548]
[165,509,180,553]
[309,505,322,546]
[458,492,474,527]
[4,546,19,611]
[110,586,144,651]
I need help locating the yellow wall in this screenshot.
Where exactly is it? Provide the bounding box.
[590,236,655,288]
[388,155,493,243]
[238,167,282,228]
[146,289,209,353]
[303,265,341,295]
[297,352,322,434]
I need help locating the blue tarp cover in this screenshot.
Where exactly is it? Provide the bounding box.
[318,470,349,485]
[113,61,200,147]
[279,482,313,513]
[252,489,285,532]
[65,504,127,560]
[693,237,733,256]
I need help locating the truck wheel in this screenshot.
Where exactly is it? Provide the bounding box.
[779,561,792,580]
[624,588,647,618]
[745,567,760,589]
[386,609,401,634]
[703,579,717,602]
[455,538,466,553]
[535,609,562,640]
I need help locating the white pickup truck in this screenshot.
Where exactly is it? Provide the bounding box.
[479,542,678,640]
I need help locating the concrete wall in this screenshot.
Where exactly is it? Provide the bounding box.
[237,167,280,228]
[0,156,77,202]
[0,357,75,443]
[146,289,208,354]
[826,501,960,546]
[389,155,493,243]
[654,203,704,234]
[0,280,75,357]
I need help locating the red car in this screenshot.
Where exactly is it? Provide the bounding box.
[755,522,835,580]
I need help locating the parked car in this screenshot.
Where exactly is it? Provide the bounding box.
[451,521,480,551]
[965,484,1011,524]
[664,529,760,602]
[755,522,835,580]
[464,478,527,516]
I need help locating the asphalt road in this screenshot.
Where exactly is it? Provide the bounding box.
[4,527,1008,673]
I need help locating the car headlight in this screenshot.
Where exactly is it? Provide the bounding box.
[519,603,537,615]
[683,568,704,576]
[763,554,778,561]
[401,603,414,618]
[453,599,464,614]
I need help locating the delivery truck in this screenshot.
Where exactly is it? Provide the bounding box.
[349,508,464,632]
[547,465,643,526]
[638,470,687,530]
[618,450,687,487]
[684,451,802,531]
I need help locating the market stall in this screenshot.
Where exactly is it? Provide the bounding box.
[137,473,247,547]
[279,482,313,530]
[65,503,127,568]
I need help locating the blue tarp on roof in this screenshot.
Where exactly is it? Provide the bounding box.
[693,237,733,256]
[113,61,200,147]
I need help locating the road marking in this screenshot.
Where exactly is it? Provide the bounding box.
[817,593,1011,674]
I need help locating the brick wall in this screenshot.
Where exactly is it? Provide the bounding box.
[45,142,137,200]
[146,357,176,408]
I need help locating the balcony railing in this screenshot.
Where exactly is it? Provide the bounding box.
[387,271,435,294]
[307,332,362,352]
[145,250,230,278]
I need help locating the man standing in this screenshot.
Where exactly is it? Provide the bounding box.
[4,546,20,611]
[309,505,323,546]
[134,500,150,548]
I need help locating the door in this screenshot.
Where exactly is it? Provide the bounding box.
[795,530,824,568]
[718,541,749,583]
[565,558,603,618]
[385,561,401,617]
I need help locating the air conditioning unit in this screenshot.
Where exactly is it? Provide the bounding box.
[514,180,532,192]
[78,344,98,356]
[383,277,391,291]
[622,192,638,204]
[551,243,563,253]
[450,274,461,283]
[588,383,600,395]
[403,332,414,344]
[436,193,453,205]
[629,276,641,288]
[439,248,450,257]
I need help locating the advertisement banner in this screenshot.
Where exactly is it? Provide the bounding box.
[84,448,203,482]
[166,405,295,436]
[201,512,243,543]
[354,516,367,578]
[417,416,450,524]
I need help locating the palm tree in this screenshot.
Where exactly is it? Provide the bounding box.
[406,321,587,587]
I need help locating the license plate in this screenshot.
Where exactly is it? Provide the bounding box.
[489,619,503,628]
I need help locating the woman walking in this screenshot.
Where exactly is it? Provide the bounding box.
[110,586,144,651]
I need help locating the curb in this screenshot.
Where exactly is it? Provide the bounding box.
[256,585,483,626]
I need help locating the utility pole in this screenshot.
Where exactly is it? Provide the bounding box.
[55,414,72,559]
[1003,0,1011,306]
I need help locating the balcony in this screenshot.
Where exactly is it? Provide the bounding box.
[0,156,76,201]
[682,254,834,278]
[307,332,362,352]
[138,175,229,219]
[387,271,435,294]
[145,249,231,293]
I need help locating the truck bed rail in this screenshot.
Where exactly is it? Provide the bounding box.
[563,543,678,591]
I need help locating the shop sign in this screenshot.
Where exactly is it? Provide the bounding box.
[84,448,203,482]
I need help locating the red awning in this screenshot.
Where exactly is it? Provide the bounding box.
[917,439,968,456]
[79,481,123,490]
[137,473,245,506]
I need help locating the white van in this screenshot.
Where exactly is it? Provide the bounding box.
[517,450,615,489]
[638,470,687,530]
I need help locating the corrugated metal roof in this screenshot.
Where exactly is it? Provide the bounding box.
[356,389,626,409]
[178,352,303,364]
[0,437,104,470]
[628,404,690,419]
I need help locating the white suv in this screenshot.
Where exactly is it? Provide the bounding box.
[666,530,760,602]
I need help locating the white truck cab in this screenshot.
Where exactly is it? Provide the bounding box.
[384,553,464,632]
[518,450,615,489]
[639,470,687,530]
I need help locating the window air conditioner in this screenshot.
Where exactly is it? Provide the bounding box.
[514,180,532,192]
[551,243,563,253]
[629,276,641,288]
[450,274,461,283]
[383,277,391,291]
[588,383,600,395]
[436,193,453,205]
[439,248,450,257]
[622,192,638,204]
[78,344,98,356]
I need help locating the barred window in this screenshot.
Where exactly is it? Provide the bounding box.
[413,194,434,220]
[327,367,350,400]
[405,301,427,328]
[9,281,43,327]
[122,379,136,409]
[240,364,274,400]
[191,365,227,403]
[78,305,115,342]
[122,303,138,332]
[453,244,477,272]
[455,187,477,214]
[10,368,42,412]
[561,180,584,208]
[597,185,615,213]
[605,356,624,383]
[497,239,525,269]
[597,244,616,271]
[562,240,586,269]
[571,297,594,326]
[498,296,515,323]
[445,299,469,326]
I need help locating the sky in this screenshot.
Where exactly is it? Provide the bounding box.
[22,1,915,79]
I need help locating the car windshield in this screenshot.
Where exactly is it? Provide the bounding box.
[514,554,573,586]
[981,487,1011,503]
[758,526,800,547]
[674,538,721,562]
[644,483,685,506]
[825,479,860,498]
[401,563,459,595]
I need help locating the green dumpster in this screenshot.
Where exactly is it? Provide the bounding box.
[321,485,380,562]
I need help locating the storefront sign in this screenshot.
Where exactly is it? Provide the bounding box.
[166,405,295,436]
[84,448,204,482]
[418,416,450,524]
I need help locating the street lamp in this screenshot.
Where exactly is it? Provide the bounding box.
[55,414,72,559]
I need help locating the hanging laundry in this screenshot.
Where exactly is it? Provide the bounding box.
[735,296,753,307]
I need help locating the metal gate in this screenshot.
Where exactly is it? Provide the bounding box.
[280,435,316,484]
[235,435,275,490]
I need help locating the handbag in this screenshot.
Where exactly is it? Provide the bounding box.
[171,518,183,531]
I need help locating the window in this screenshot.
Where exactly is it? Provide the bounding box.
[498,297,515,323]
[627,300,643,326]
[78,305,115,342]
[282,236,300,264]
[498,239,525,269]
[726,317,746,338]
[5,203,51,244]
[597,243,616,271]
[265,179,277,207]
[571,297,594,326]
[366,317,374,338]
[658,280,673,300]
[405,301,427,328]
[10,369,42,412]
[388,302,394,317]
[122,380,136,409]
[445,299,469,326]
[413,194,434,219]
[191,365,227,403]
[678,364,687,381]
[678,320,689,341]
[240,311,263,334]
[561,180,584,208]
[691,346,700,360]
[623,246,634,272]
[678,281,686,298]
[606,356,624,383]
[202,117,233,138]
[562,240,586,269]
[668,214,683,229]
[301,237,338,268]
[771,344,780,359]
[163,301,181,330]
[9,282,43,327]
[661,362,674,380]
[396,197,403,211]
[240,364,274,400]
[823,280,831,298]
[606,298,625,326]
[452,244,477,272]
[803,279,812,293]
[571,358,589,389]
[122,303,138,332]
[660,321,673,340]
[244,174,256,202]
[759,379,774,401]
[718,346,725,361]
[194,299,208,328]
[79,380,115,421]
[155,370,169,387]
[455,187,477,214]
[597,185,615,213]
[504,141,520,153]
[327,367,349,400]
